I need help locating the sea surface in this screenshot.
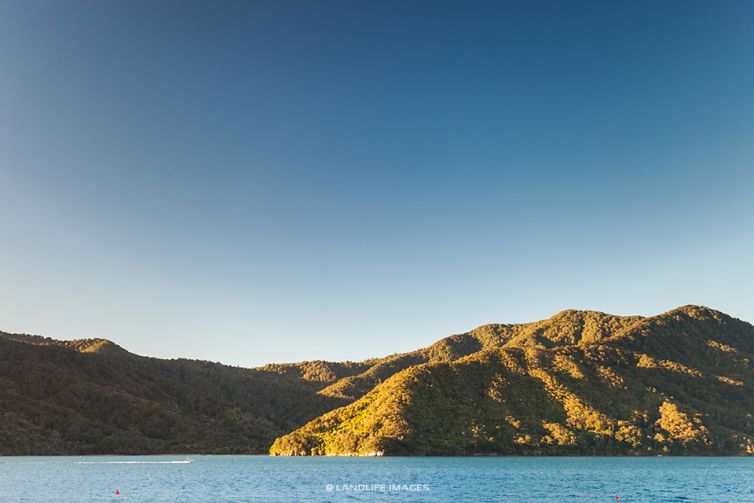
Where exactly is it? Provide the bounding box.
[0,455,753,502]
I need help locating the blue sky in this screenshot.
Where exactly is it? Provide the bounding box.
[1,0,753,366]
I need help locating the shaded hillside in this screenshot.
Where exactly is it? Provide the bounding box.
[0,333,374,455]
[270,306,754,456]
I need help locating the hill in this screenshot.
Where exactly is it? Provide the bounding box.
[2,305,753,455]
[270,306,754,455]
[0,332,359,454]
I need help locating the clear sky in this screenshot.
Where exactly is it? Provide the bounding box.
[1,1,753,367]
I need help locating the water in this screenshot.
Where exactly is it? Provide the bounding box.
[1,456,753,502]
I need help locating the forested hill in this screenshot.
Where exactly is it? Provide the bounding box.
[271,306,754,456]
[0,330,389,455]
[2,306,754,456]
[0,328,436,455]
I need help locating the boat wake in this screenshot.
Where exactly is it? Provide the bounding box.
[74,460,193,464]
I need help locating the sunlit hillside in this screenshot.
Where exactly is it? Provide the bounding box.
[270,306,754,456]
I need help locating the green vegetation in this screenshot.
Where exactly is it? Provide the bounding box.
[270,306,754,456]
[0,335,357,454]
[2,305,754,456]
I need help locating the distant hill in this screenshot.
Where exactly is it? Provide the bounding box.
[2,306,753,455]
[0,332,359,454]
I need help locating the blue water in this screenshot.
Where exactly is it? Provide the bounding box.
[1,456,753,502]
